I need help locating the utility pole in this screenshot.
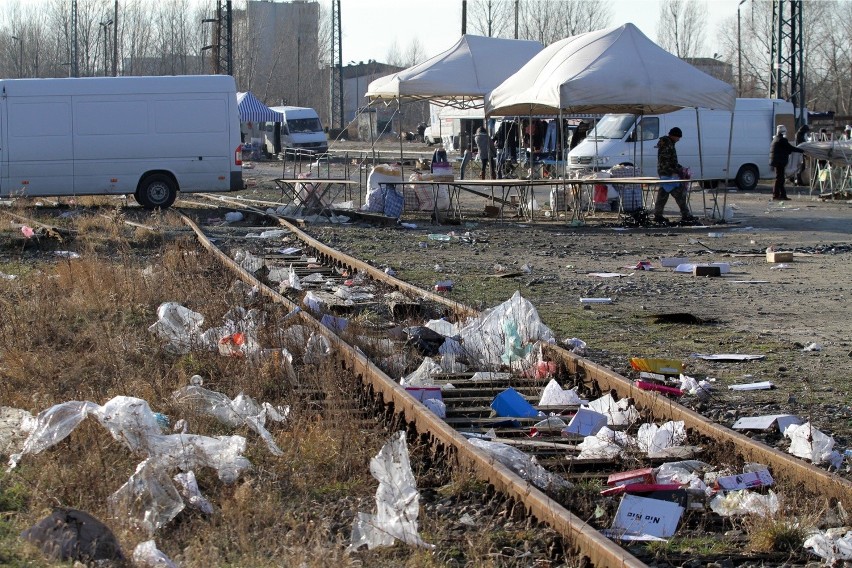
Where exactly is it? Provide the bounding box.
[112,1,118,76]
[770,0,805,127]
[329,0,343,129]
[100,19,113,77]
[11,35,22,78]
[461,0,467,35]
[71,0,78,77]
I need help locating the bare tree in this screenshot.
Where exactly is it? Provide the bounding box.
[656,0,706,58]
[468,0,514,38]
[517,0,611,46]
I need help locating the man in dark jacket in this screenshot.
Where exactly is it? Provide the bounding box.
[793,124,810,186]
[653,127,694,224]
[769,125,804,200]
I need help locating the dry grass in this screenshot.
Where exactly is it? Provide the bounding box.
[0,207,563,567]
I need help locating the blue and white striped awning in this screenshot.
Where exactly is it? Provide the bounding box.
[236,91,284,123]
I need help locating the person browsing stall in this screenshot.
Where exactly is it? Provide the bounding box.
[769,125,804,200]
[653,127,695,224]
[474,126,496,179]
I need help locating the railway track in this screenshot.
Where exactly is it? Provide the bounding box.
[4,200,850,566]
[169,196,852,567]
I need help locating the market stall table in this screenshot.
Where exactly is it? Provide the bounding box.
[272,178,358,217]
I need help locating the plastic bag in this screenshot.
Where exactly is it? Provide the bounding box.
[785,422,843,467]
[468,437,572,491]
[348,432,432,551]
[172,385,285,456]
[709,489,779,517]
[539,379,586,406]
[637,421,687,457]
[585,393,640,426]
[148,302,205,355]
[108,458,185,534]
[8,401,98,469]
[458,291,555,367]
[400,358,443,387]
[132,540,178,568]
[174,471,214,514]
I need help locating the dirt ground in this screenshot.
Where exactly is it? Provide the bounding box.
[242,141,852,469]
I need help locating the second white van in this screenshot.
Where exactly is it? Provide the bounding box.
[567,98,796,190]
[266,106,328,156]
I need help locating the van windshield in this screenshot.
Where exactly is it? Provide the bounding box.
[288,118,322,133]
[587,114,638,140]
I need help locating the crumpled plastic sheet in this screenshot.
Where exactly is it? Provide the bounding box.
[233,249,263,273]
[400,358,443,387]
[348,432,433,552]
[785,422,844,468]
[423,398,446,418]
[804,528,852,563]
[637,421,687,458]
[709,489,779,517]
[585,393,640,426]
[304,333,332,365]
[679,373,712,398]
[174,470,214,514]
[148,303,206,355]
[132,539,178,568]
[109,458,185,534]
[9,396,252,533]
[655,460,712,495]
[576,426,632,459]
[200,307,264,356]
[539,379,586,406]
[172,384,287,456]
[468,438,572,491]
[457,291,555,368]
[335,285,375,302]
[425,318,459,338]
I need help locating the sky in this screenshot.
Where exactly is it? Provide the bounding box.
[342,0,743,65]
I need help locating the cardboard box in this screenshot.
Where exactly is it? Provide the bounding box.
[766,251,794,263]
[607,467,655,487]
[693,265,721,277]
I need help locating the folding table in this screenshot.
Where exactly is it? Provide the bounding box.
[272,178,357,217]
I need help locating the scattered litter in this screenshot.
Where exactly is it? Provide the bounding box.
[634,260,652,270]
[22,508,124,563]
[348,432,433,551]
[608,494,684,539]
[804,528,852,563]
[433,279,453,292]
[174,470,214,514]
[457,291,555,368]
[563,407,607,436]
[491,387,542,418]
[728,381,774,391]
[0,271,17,280]
[427,233,451,241]
[678,374,712,399]
[53,250,80,259]
[803,342,823,352]
[635,381,684,397]
[589,272,629,278]
[172,381,288,456]
[607,467,656,487]
[224,211,244,223]
[539,379,586,406]
[727,280,769,284]
[586,393,640,427]
[660,257,688,267]
[785,422,844,467]
[715,469,773,490]
[468,437,571,491]
[732,414,801,433]
[132,540,177,568]
[709,489,778,517]
[637,421,687,457]
[399,222,417,229]
[279,246,301,255]
[21,225,35,238]
[692,353,765,361]
[674,262,729,274]
[580,297,612,304]
[564,337,587,354]
[400,358,443,387]
[769,263,792,270]
[630,357,684,375]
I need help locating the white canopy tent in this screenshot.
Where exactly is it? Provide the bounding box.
[366,35,544,110]
[485,23,735,116]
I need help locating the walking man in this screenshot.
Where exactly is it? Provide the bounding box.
[653,127,695,224]
[769,125,803,200]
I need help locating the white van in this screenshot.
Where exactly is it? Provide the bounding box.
[265,106,328,156]
[567,98,796,190]
[0,75,243,209]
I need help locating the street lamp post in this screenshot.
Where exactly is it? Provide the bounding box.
[100,20,113,77]
[11,35,22,78]
[737,0,747,96]
[348,61,359,122]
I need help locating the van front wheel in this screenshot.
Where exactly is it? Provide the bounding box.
[136,174,177,210]
[735,165,759,191]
